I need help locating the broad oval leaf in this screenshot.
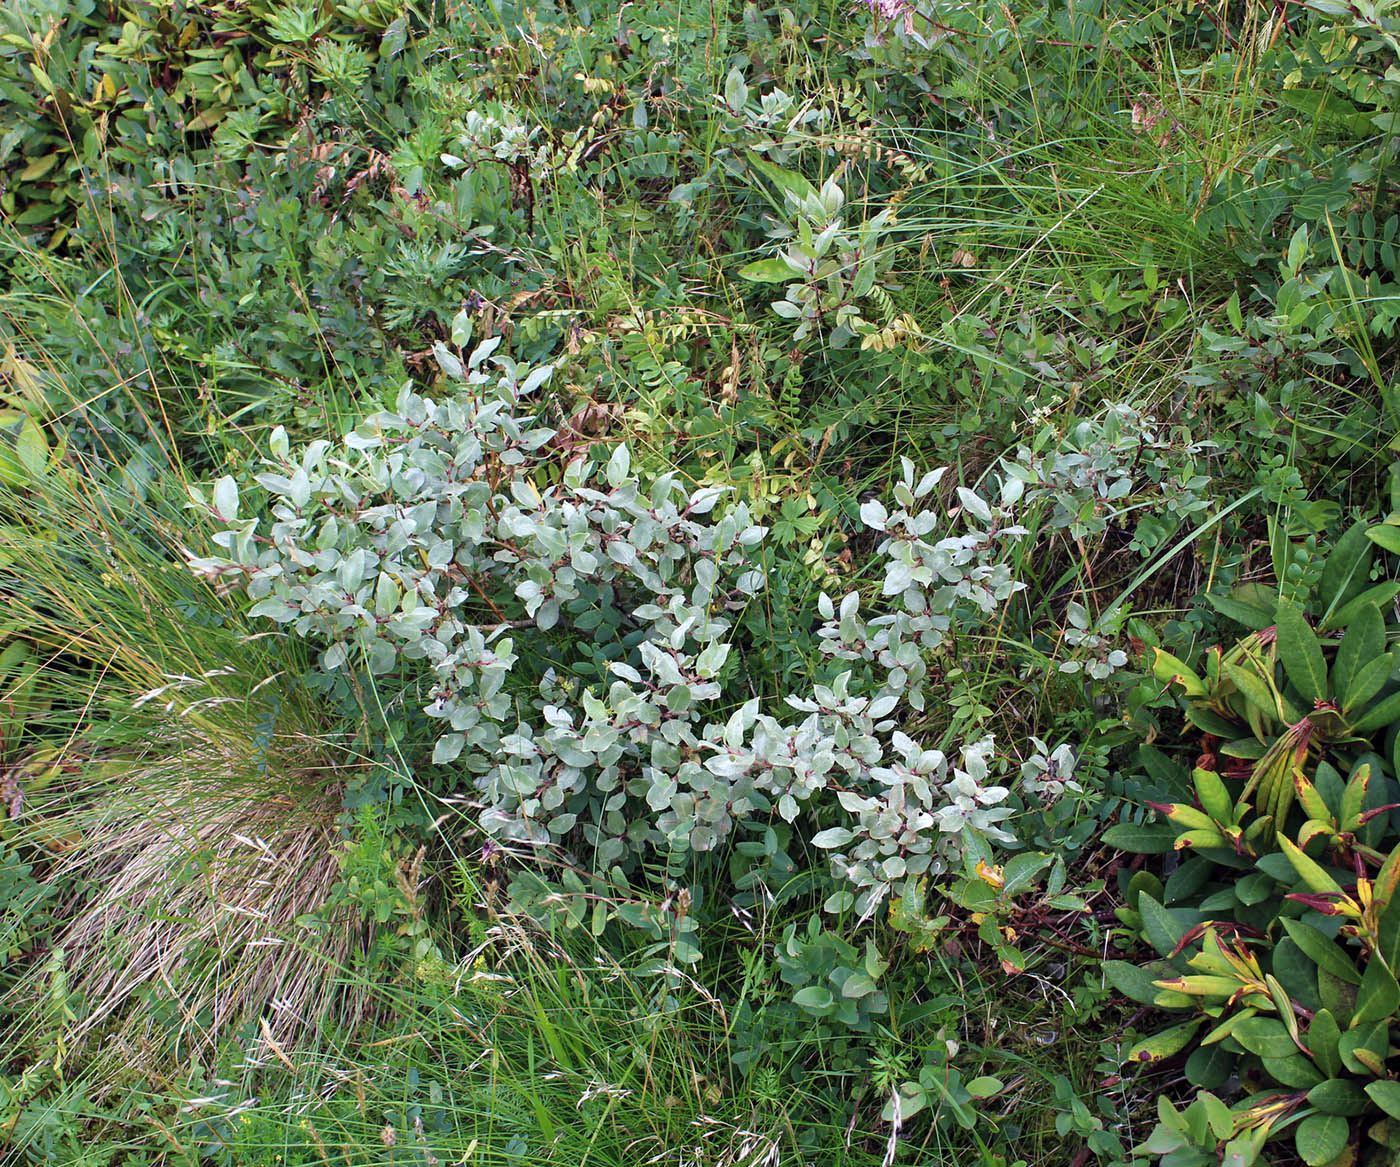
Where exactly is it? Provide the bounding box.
[792,985,834,1011]
[1294,1112,1348,1166]
[738,258,797,283]
[1366,1079,1400,1120]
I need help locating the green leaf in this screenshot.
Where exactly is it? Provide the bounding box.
[738,258,795,283]
[1207,591,1275,630]
[1366,523,1400,555]
[792,985,834,1011]
[1344,654,1394,714]
[606,442,630,487]
[1352,956,1399,1025]
[1140,744,1191,794]
[1260,1052,1323,1088]
[1287,224,1310,274]
[1278,837,1345,897]
[1334,603,1384,705]
[1001,852,1051,896]
[1103,960,1169,1005]
[1139,1124,1188,1155]
[1340,763,1371,830]
[882,1085,926,1123]
[1185,1044,1233,1088]
[840,971,877,998]
[1378,897,1400,975]
[14,417,47,477]
[1294,1112,1348,1166]
[1282,920,1362,985]
[1338,1019,1388,1074]
[1138,894,1186,960]
[1309,1010,1344,1078]
[1306,1078,1368,1116]
[744,151,818,202]
[1193,766,1235,825]
[1276,600,1328,703]
[1102,820,1177,854]
[1271,516,1294,599]
[1231,1015,1297,1059]
[1318,969,1358,1028]
[1351,687,1400,734]
[1377,840,1400,910]
[1316,760,1347,812]
[1319,520,1374,626]
[1274,87,1373,134]
[1185,704,1248,738]
[1221,1128,1268,1167]
[1128,1019,1202,1064]
[1271,937,1322,1013]
[1152,648,1208,697]
[1258,852,1298,882]
[1367,1079,1400,1120]
[965,1076,1004,1098]
[1330,581,1400,631]
[723,66,748,112]
[1222,735,1267,760]
[1236,871,1276,906]
[374,571,400,618]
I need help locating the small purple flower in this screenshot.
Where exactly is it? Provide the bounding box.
[865,0,912,19]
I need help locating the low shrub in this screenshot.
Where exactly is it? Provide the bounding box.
[191,338,1042,940]
[1109,518,1400,1165]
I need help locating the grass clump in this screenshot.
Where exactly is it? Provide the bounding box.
[0,465,376,1092]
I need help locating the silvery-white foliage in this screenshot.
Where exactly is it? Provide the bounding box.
[999,405,1213,680]
[191,343,1034,907]
[1000,403,1213,545]
[1056,601,1130,680]
[1020,736,1080,804]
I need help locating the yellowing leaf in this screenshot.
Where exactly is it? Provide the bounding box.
[18,153,59,182]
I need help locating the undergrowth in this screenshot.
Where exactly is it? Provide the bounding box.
[1,0,1399,1162]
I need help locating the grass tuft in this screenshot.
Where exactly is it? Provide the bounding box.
[30,737,359,1070]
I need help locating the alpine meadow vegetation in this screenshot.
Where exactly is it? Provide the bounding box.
[4,0,1400,1163]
